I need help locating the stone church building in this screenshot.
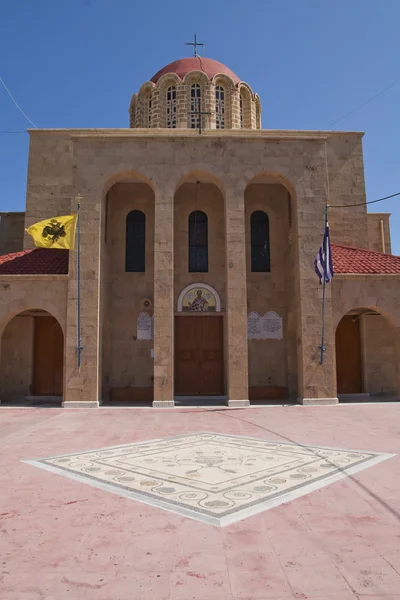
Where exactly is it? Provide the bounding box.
[0,55,399,407]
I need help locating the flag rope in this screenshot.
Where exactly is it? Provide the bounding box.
[77,198,83,367]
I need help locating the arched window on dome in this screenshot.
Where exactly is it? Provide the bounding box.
[167,86,177,128]
[251,211,270,272]
[240,89,250,128]
[189,83,201,129]
[215,85,225,129]
[126,210,146,272]
[189,210,208,272]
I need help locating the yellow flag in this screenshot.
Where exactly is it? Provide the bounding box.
[25,214,78,250]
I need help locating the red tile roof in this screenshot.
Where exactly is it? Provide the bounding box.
[332,244,400,274]
[0,248,68,275]
[0,245,398,276]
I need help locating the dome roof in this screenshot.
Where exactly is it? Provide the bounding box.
[150,57,241,85]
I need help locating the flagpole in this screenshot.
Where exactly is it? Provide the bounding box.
[319,204,329,365]
[77,197,82,367]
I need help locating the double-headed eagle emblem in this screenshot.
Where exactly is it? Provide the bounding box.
[42,219,66,243]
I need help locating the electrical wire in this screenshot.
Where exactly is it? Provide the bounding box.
[327,77,400,128]
[329,191,400,209]
[0,76,37,128]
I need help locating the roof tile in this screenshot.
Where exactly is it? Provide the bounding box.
[332,244,400,274]
[0,248,68,275]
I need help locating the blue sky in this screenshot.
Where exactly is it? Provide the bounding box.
[1,0,399,252]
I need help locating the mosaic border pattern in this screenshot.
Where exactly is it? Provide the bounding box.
[24,432,395,526]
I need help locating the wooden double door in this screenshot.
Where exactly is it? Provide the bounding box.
[33,316,64,396]
[175,316,224,396]
[335,315,362,394]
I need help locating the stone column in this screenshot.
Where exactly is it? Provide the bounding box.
[295,165,338,405]
[63,191,101,407]
[225,188,249,407]
[152,192,174,407]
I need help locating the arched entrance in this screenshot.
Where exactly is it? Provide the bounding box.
[0,310,64,402]
[173,174,226,398]
[175,284,224,396]
[336,308,398,397]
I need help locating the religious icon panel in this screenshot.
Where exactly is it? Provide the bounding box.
[181,286,217,312]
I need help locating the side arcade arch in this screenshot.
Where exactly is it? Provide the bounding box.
[0,309,64,403]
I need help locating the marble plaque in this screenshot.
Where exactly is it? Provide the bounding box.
[248,311,283,340]
[137,311,153,340]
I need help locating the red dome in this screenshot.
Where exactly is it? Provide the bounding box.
[150,57,241,85]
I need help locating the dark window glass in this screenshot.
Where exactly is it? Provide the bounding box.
[126,210,146,272]
[189,210,208,272]
[251,211,270,272]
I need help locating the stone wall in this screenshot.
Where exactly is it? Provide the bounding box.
[24,132,74,249]
[24,128,384,405]
[361,314,398,394]
[0,213,25,255]
[367,213,391,253]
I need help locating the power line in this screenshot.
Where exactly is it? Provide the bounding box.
[0,76,37,128]
[329,191,400,209]
[0,130,26,134]
[327,77,400,128]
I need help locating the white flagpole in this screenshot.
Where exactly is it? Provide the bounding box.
[75,194,83,367]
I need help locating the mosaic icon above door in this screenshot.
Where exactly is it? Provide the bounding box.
[177,284,221,312]
[25,432,394,527]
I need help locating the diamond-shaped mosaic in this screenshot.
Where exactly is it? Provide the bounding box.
[25,432,394,526]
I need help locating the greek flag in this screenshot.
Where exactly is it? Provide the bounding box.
[314,220,334,284]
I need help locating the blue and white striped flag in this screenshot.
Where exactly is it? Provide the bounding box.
[314,220,334,284]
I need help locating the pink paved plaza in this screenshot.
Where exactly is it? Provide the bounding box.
[1,403,400,599]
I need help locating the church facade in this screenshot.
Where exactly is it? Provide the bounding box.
[0,55,399,407]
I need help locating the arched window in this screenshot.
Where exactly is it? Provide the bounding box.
[189,211,208,272]
[251,211,270,272]
[190,83,201,129]
[126,210,146,272]
[240,96,243,128]
[167,86,177,128]
[215,85,225,129]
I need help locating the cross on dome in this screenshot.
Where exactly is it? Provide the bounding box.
[185,33,205,57]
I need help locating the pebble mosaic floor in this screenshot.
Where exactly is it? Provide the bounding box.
[25,432,393,526]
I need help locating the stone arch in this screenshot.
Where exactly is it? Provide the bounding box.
[335,307,399,397]
[0,308,65,403]
[136,82,155,128]
[101,170,158,199]
[156,74,181,128]
[177,283,221,312]
[168,167,227,200]
[254,94,262,129]
[212,74,235,129]
[183,71,210,128]
[128,93,137,128]
[238,83,252,128]
[0,301,65,339]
